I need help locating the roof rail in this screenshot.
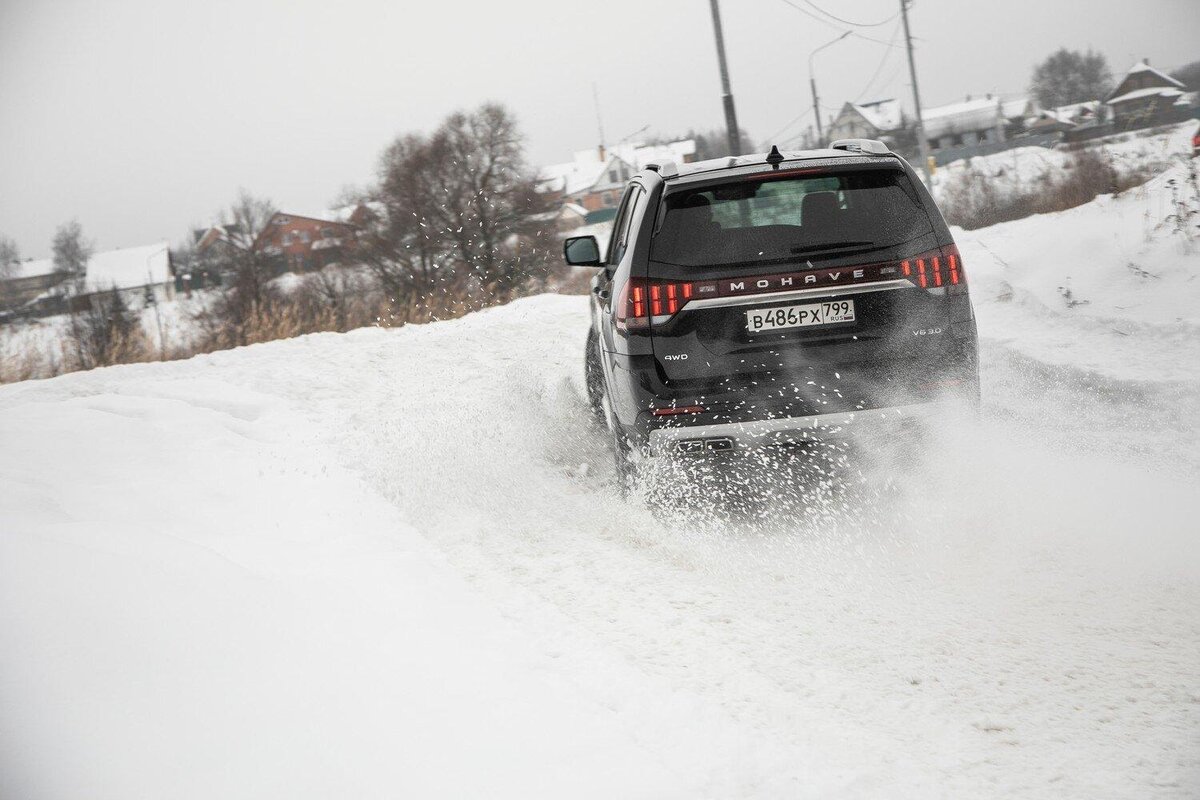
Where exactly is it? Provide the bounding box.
[644,160,679,178]
[829,138,891,155]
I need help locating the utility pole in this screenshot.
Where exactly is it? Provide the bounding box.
[809,31,850,148]
[899,0,932,183]
[810,74,823,146]
[708,0,742,156]
[591,82,606,155]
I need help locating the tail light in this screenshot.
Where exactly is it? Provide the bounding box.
[615,243,965,332]
[901,244,965,289]
[616,277,695,331]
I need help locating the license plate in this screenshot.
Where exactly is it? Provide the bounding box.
[746,300,856,332]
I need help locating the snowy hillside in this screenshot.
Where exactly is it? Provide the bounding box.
[932,120,1197,203]
[3,165,1200,797]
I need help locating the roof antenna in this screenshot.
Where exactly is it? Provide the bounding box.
[766,144,784,167]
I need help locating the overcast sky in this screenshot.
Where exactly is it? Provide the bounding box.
[1,0,1197,257]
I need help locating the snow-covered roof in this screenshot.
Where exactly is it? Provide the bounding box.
[288,207,363,226]
[1123,60,1186,88]
[922,97,1003,139]
[83,243,171,293]
[1000,97,1034,120]
[853,99,902,131]
[539,139,696,195]
[613,139,698,169]
[1106,85,1185,106]
[539,156,615,196]
[6,257,55,281]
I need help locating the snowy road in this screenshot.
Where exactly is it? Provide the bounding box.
[3,168,1200,797]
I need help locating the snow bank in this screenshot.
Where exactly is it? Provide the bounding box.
[932,120,1197,202]
[958,155,1200,384]
[0,373,749,798]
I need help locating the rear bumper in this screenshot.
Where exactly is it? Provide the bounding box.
[647,400,952,457]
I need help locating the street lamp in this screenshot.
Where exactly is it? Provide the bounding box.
[809,31,851,147]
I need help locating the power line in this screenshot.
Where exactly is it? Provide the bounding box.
[798,0,899,27]
[764,106,814,145]
[776,0,903,45]
[851,21,903,102]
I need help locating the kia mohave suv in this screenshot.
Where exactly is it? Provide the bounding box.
[564,139,979,483]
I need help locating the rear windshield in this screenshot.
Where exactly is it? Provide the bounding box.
[649,169,933,269]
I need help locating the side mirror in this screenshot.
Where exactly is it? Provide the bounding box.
[563,235,602,267]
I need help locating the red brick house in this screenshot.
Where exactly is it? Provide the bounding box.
[252,206,373,272]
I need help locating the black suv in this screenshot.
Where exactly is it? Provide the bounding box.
[564,139,979,482]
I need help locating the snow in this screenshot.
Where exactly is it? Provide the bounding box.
[922,97,1002,140]
[1122,60,1186,87]
[932,120,1198,206]
[4,243,172,290]
[853,99,902,132]
[3,157,1200,797]
[83,242,171,293]
[538,156,612,196]
[6,257,54,280]
[1107,85,1185,105]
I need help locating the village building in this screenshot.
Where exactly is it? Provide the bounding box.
[828,99,904,144]
[0,242,174,317]
[922,96,1008,152]
[539,139,697,225]
[1105,59,1195,131]
[1024,100,1106,135]
[252,207,368,273]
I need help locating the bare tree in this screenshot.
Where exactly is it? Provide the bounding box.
[0,235,18,280]
[365,103,556,300]
[1171,60,1200,91]
[648,127,754,160]
[0,234,20,314]
[194,191,279,345]
[52,220,92,293]
[361,133,453,297]
[67,286,145,370]
[1029,48,1113,109]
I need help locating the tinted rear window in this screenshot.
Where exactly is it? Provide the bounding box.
[650,169,933,269]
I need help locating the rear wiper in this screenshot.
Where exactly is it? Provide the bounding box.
[790,240,875,255]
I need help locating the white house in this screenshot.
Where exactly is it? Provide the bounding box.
[2,242,175,317]
[828,99,904,142]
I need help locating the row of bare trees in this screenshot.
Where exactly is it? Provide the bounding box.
[182,102,559,352]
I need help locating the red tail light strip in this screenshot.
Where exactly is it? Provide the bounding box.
[615,244,964,331]
[651,405,705,416]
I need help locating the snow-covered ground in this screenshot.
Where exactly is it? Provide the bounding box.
[3,162,1200,797]
[932,120,1197,203]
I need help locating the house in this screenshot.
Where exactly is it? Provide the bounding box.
[539,139,698,221]
[0,259,72,310]
[0,243,175,317]
[1106,59,1192,131]
[922,95,1009,153]
[828,99,905,143]
[1024,100,1105,135]
[252,206,368,273]
[539,148,636,215]
[1000,97,1036,138]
